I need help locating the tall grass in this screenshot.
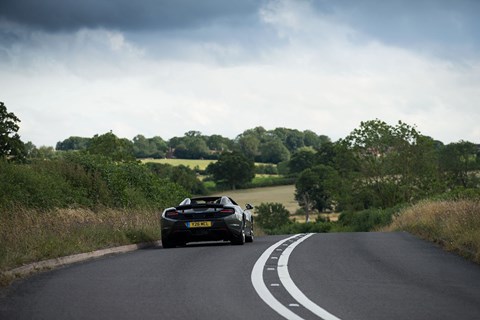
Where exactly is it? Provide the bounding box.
[0,206,160,273]
[384,200,480,263]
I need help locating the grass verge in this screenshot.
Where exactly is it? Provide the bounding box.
[383,199,480,264]
[0,207,161,285]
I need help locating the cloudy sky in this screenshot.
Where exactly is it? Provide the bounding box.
[1,0,479,147]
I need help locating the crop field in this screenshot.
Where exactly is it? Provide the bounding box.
[212,185,300,213]
[141,158,216,170]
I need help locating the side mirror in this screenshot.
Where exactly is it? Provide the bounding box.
[245,203,254,210]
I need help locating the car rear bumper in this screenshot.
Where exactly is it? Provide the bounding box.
[161,216,242,244]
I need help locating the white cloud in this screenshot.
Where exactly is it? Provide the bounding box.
[1,0,479,147]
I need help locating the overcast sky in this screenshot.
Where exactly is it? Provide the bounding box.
[1,0,479,147]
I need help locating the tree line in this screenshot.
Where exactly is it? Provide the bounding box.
[2,101,479,215]
[55,128,331,163]
[292,119,480,220]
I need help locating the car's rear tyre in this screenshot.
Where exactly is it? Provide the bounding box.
[162,237,176,248]
[231,226,245,245]
[245,228,254,243]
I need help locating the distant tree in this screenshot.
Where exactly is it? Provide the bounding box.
[146,163,205,194]
[133,135,151,158]
[56,136,90,151]
[295,165,340,221]
[25,142,57,160]
[132,135,167,159]
[272,128,305,152]
[206,151,255,189]
[169,132,210,159]
[0,102,25,161]
[149,136,168,158]
[236,133,261,160]
[207,134,232,152]
[255,202,290,231]
[303,130,330,149]
[440,140,479,188]
[87,132,135,162]
[288,147,317,174]
[258,137,290,163]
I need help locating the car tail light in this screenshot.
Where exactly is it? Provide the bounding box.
[165,210,179,218]
[220,208,235,214]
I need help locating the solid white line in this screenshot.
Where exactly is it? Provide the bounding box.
[278,233,342,320]
[251,234,304,320]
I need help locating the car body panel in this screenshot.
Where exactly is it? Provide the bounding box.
[161,196,254,247]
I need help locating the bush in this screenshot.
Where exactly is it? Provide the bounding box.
[0,154,189,212]
[338,206,403,232]
[269,221,331,235]
[255,202,290,231]
[433,187,480,201]
[255,164,278,175]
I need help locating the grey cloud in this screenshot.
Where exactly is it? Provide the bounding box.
[312,0,480,54]
[0,0,263,32]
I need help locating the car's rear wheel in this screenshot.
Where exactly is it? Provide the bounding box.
[245,227,253,243]
[162,237,176,248]
[231,225,245,245]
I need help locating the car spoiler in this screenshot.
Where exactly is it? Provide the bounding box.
[175,203,225,210]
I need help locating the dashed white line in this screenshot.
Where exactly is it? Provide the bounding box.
[278,234,342,320]
[251,233,342,320]
[251,234,304,320]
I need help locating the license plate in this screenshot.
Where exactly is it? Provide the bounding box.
[186,221,212,228]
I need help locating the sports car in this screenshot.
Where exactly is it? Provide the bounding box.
[160,196,254,248]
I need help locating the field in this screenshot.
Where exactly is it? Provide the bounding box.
[211,185,300,213]
[141,158,215,171]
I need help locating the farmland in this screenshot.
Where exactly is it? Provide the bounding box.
[141,158,215,171]
[212,185,299,213]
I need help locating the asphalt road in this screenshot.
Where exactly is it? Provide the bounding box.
[1,232,480,320]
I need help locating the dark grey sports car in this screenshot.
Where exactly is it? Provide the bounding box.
[160,196,254,248]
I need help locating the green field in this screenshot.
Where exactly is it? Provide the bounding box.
[141,158,216,171]
[212,185,300,214]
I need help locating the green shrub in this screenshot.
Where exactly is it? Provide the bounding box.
[338,206,403,232]
[269,221,331,235]
[0,154,189,212]
[255,202,290,231]
[255,164,278,175]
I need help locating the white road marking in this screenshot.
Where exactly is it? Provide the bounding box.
[251,234,304,320]
[251,233,342,320]
[278,234,342,320]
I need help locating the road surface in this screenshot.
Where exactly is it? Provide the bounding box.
[1,232,479,320]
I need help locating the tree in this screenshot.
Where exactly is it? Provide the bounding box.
[236,133,261,160]
[56,136,90,151]
[340,119,440,209]
[440,140,479,188]
[295,165,340,221]
[303,130,330,149]
[255,202,290,231]
[288,147,317,174]
[0,102,25,161]
[87,131,135,162]
[258,137,290,163]
[146,163,205,194]
[206,151,255,189]
[207,134,232,152]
